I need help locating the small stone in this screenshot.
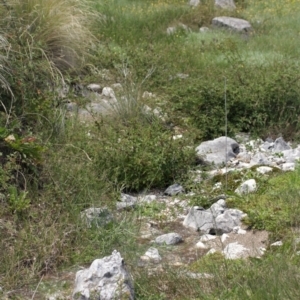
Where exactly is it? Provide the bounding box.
[215,0,236,10]
[164,183,184,196]
[206,248,217,255]
[184,271,214,279]
[139,195,157,203]
[199,234,217,242]
[116,193,138,210]
[271,241,283,247]
[259,247,266,255]
[101,87,115,98]
[87,83,102,92]
[235,179,257,195]
[196,241,209,249]
[256,166,273,174]
[189,0,200,7]
[200,27,209,32]
[233,226,247,234]
[221,234,229,242]
[155,233,183,245]
[143,247,162,262]
[281,163,295,172]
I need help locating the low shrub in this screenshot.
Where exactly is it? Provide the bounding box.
[95,117,195,191]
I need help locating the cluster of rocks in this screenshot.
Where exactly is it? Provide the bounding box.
[166,0,252,34]
[72,133,300,299]
[194,135,298,182]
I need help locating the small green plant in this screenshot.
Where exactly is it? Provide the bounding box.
[7,186,30,214]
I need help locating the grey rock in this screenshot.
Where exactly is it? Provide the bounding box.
[250,152,271,165]
[184,203,245,234]
[212,17,252,33]
[184,271,214,279]
[155,233,183,245]
[215,209,243,233]
[223,242,248,259]
[236,152,251,163]
[81,207,113,228]
[167,26,176,35]
[116,194,138,210]
[256,166,273,174]
[176,73,189,79]
[282,149,300,163]
[235,179,257,195]
[73,250,134,300]
[271,241,283,247]
[196,241,209,249]
[0,193,6,202]
[183,207,215,232]
[65,102,78,112]
[215,0,236,10]
[167,24,190,35]
[199,234,217,242]
[138,194,157,203]
[111,83,123,91]
[200,26,210,32]
[196,136,240,166]
[164,183,184,196]
[86,102,111,115]
[141,247,162,263]
[281,163,295,172]
[189,0,200,7]
[260,141,274,152]
[102,87,116,99]
[209,202,226,217]
[87,84,102,93]
[273,137,291,152]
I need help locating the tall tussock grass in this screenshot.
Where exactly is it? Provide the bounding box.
[0,0,97,118]
[3,0,95,70]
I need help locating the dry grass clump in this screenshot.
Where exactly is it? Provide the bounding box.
[4,0,96,70]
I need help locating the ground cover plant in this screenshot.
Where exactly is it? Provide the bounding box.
[1,0,300,299]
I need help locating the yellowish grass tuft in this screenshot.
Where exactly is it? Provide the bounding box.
[6,0,96,70]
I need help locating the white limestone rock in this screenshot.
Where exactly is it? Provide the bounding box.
[73,250,134,300]
[235,179,257,195]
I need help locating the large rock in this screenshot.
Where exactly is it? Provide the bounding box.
[212,17,252,33]
[196,136,240,166]
[183,207,214,232]
[215,0,236,10]
[184,202,245,234]
[73,250,134,300]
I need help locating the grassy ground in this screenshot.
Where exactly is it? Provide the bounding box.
[1,0,300,299]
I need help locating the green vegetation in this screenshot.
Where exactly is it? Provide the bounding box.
[1,0,300,298]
